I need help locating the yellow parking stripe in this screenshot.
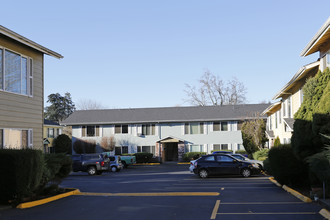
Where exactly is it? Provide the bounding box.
[210,200,221,219]
[76,192,220,197]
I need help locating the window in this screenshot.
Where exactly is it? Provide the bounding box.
[279,110,282,124]
[115,125,128,134]
[327,53,330,66]
[275,112,278,129]
[115,146,128,155]
[213,144,220,151]
[287,98,292,118]
[82,126,99,137]
[213,122,220,131]
[0,48,33,96]
[138,146,155,155]
[283,102,286,117]
[221,144,228,150]
[269,116,272,130]
[237,121,243,130]
[221,122,228,131]
[0,128,32,149]
[217,155,234,162]
[185,123,204,134]
[213,122,228,131]
[47,128,54,138]
[142,124,155,135]
[204,156,215,161]
[190,145,203,152]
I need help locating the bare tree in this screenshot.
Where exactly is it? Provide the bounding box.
[76,98,106,110]
[184,70,247,106]
[100,136,116,152]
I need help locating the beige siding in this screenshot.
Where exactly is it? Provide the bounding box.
[291,91,301,116]
[0,35,44,150]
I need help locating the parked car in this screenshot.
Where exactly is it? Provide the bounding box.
[109,155,123,172]
[212,151,233,154]
[118,155,136,168]
[231,154,264,170]
[193,154,261,178]
[71,154,110,175]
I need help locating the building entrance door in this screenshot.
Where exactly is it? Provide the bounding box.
[164,142,178,161]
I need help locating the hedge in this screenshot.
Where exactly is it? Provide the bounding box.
[0,149,44,202]
[265,144,309,187]
[182,152,206,161]
[134,152,153,163]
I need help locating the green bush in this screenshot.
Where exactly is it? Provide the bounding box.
[253,148,269,161]
[53,134,72,154]
[266,144,309,187]
[134,152,153,163]
[39,153,72,189]
[0,149,44,203]
[182,152,206,161]
[274,136,281,147]
[235,150,247,155]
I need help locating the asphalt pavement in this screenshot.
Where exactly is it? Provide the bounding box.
[0,163,326,220]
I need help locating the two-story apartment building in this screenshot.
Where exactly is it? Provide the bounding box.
[263,17,330,147]
[0,25,62,150]
[61,104,268,162]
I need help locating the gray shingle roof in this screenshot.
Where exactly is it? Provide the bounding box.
[60,104,269,126]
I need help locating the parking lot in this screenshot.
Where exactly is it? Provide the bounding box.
[0,163,325,220]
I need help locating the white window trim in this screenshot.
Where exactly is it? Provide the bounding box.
[0,47,33,97]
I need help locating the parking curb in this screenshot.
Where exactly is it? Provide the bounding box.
[16,188,80,209]
[319,208,330,219]
[177,162,190,165]
[132,163,160,166]
[282,185,312,203]
[269,177,282,187]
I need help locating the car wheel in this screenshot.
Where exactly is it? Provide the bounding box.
[111,166,118,172]
[122,161,127,168]
[199,169,208,178]
[241,168,251,177]
[87,166,97,175]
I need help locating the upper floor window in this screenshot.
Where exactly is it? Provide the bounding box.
[47,128,54,138]
[282,102,286,117]
[287,98,292,118]
[185,123,204,134]
[142,124,155,135]
[115,124,128,134]
[213,122,228,131]
[82,125,99,137]
[0,48,33,96]
[327,53,330,66]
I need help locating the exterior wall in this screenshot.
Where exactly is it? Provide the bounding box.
[71,121,245,155]
[0,35,44,149]
[43,125,62,147]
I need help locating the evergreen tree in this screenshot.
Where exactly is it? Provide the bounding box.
[44,92,76,122]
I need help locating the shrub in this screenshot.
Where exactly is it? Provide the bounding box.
[182,152,206,161]
[134,152,153,163]
[253,148,269,161]
[0,149,44,203]
[274,136,281,147]
[53,134,72,154]
[39,154,72,190]
[235,150,247,155]
[266,144,309,187]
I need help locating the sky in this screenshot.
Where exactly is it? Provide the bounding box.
[1,0,329,109]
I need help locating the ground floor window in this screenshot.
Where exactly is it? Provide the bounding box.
[0,128,32,149]
[137,146,155,155]
[184,144,203,153]
[213,144,229,151]
[115,146,128,155]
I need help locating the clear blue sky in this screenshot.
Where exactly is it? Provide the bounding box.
[1,0,329,109]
